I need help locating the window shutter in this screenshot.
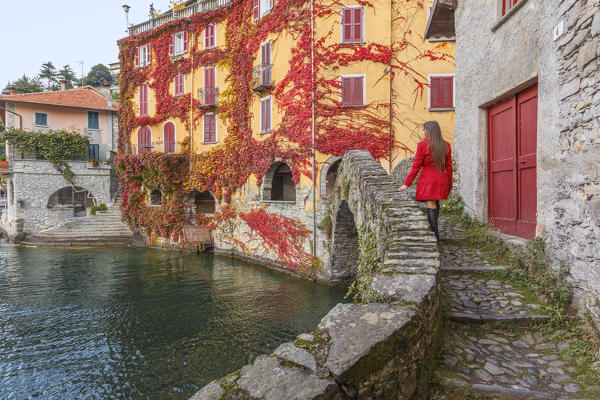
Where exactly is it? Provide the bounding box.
[430,77,441,108]
[353,77,363,106]
[253,0,260,20]
[146,44,151,64]
[183,31,188,52]
[341,77,352,106]
[169,34,174,56]
[135,47,139,67]
[266,98,271,131]
[342,8,352,43]
[204,114,216,142]
[353,8,362,42]
[442,76,453,108]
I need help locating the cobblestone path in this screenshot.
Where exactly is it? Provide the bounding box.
[434,218,600,400]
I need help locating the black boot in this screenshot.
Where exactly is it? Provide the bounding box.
[427,208,439,240]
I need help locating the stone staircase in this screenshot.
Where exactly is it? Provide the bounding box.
[24,199,133,247]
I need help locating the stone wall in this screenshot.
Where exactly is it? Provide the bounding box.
[551,0,600,327]
[191,150,441,400]
[1,160,114,238]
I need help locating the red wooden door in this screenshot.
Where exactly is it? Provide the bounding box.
[487,84,537,239]
[516,85,537,238]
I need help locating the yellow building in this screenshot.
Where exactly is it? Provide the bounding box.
[117,0,455,278]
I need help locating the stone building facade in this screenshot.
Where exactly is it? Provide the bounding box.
[427,0,600,327]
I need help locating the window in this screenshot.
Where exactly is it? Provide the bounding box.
[204,24,216,49]
[88,144,100,161]
[138,126,152,153]
[253,0,273,20]
[169,31,188,56]
[163,122,176,153]
[260,96,272,133]
[88,111,100,130]
[502,0,519,16]
[34,112,48,127]
[340,75,364,107]
[270,163,295,201]
[203,113,217,143]
[140,84,149,116]
[149,190,162,206]
[135,44,151,67]
[429,75,454,109]
[174,74,185,96]
[204,67,216,105]
[260,41,272,85]
[341,7,364,44]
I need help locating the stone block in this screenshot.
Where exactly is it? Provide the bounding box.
[592,11,600,36]
[371,273,437,305]
[189,381,224,400]
[577,38,599,69]
[560,77,581,100]
[589,198,600,226]
[273,342,317,372]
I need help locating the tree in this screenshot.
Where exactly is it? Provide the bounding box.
[57,65,78,89]
[2,75,44,94]
[39,61,59,91]
[84,64,112,88]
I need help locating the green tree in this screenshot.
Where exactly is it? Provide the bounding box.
[84,64,112,87]
[57,65,78,89]
[39,61,59,91]
[2,75,44,94]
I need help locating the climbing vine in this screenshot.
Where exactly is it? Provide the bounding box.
[116,0,452,271]
[0,127,89,182]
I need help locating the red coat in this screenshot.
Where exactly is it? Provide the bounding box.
[404,140,452,201]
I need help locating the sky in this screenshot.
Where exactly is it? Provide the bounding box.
[0,0,172,88]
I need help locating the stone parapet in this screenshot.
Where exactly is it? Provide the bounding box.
[191,150,441,400]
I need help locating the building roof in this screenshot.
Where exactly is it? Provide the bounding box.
[0,86,119,112]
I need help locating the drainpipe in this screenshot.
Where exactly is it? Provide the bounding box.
[388,0,394,173]
[186,19,194,170]
[311,0,316,258]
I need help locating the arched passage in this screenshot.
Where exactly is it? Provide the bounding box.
[47,186,95,217]
[195,190,216,214]
[329,200,359,281]
[263,162,296,202]
[320,156,342,200]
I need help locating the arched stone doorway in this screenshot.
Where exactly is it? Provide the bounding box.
[329,200,359,282]
[319,156,342,200]
[194,190,216,214]
[263,162,296,202]
[47,186,95,217]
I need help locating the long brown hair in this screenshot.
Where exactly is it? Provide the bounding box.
[423,121,446,171]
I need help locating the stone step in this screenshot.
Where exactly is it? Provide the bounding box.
[443,380,561,399]
[447,312,551,325]
[442,265,508,272]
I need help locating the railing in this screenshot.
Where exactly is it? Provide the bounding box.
[121,141,184,154]
[128,0,232,35]
[197,88,218,107]
[10,147,87,162]
[252,64,273,91]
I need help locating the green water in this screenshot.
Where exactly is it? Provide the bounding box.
[0,246,347,399]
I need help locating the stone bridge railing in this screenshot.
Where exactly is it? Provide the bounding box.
[191,150,441,400]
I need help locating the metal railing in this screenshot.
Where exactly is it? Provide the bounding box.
[121,141,184,154]
[128,0,232,35]
[252,64,273,90]
[197,88,218,107]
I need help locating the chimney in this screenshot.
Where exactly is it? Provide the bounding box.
[10,90,14,95]
[60,80,67,91]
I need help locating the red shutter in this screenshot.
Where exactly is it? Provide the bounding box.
[164,122,175,153]
[266,97,271,131]
[430,76,453,108]
[342,8,352,43]
[169,34,174,56]
[442,76,453,108]
[204,114,216,143]
[353,76,363,106]
[353,8,362,42]
[183,31,188,52]
[260,100,266,132]
[253,0,260,20]
[146,44,151,64]
[341,77,352,106]
[140,84,149,116]
[430,77,441,108]
[135,46,139,67]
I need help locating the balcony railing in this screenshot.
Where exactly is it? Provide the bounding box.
[128,0,232,35]
[252,64,273,92]
[197,88,218,108]
[121,141,184,154]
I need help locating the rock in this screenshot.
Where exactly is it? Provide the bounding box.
[297,333,314,342]
[564,383,580,393]
[371,273,436,305]
[577,39,599,69]
[318,303,414,378]
[484,361,505,375]
[236,355,338,400]
[475,369,493,382]
[189,381,224,400]
[274,342,317,372]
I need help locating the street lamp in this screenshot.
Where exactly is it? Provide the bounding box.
[122,4,131,33]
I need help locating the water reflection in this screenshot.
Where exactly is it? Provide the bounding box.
[0,247,347,399]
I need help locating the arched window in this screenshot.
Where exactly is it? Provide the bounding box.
[163,122,175,153]
[137,126,152,153]
[325,159,341,198]
[149,189,162,206]
[271,163,296,201]
[195,191,216,214]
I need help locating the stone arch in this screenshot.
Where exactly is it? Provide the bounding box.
[329,200,359,282]
[194,190,216,214]
[149,189,162,206]
[319,156,342,200]
[47,186,95,216]
[262,161,296,202]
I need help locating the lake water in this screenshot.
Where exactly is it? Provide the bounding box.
[0,246,347,399]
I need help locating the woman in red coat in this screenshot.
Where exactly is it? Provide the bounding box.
[398,121,452,240]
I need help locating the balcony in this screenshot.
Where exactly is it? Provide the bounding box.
[197,88,218,108]
[252,64,273,93]
[121,141,184,154]
[128,0,232,36]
